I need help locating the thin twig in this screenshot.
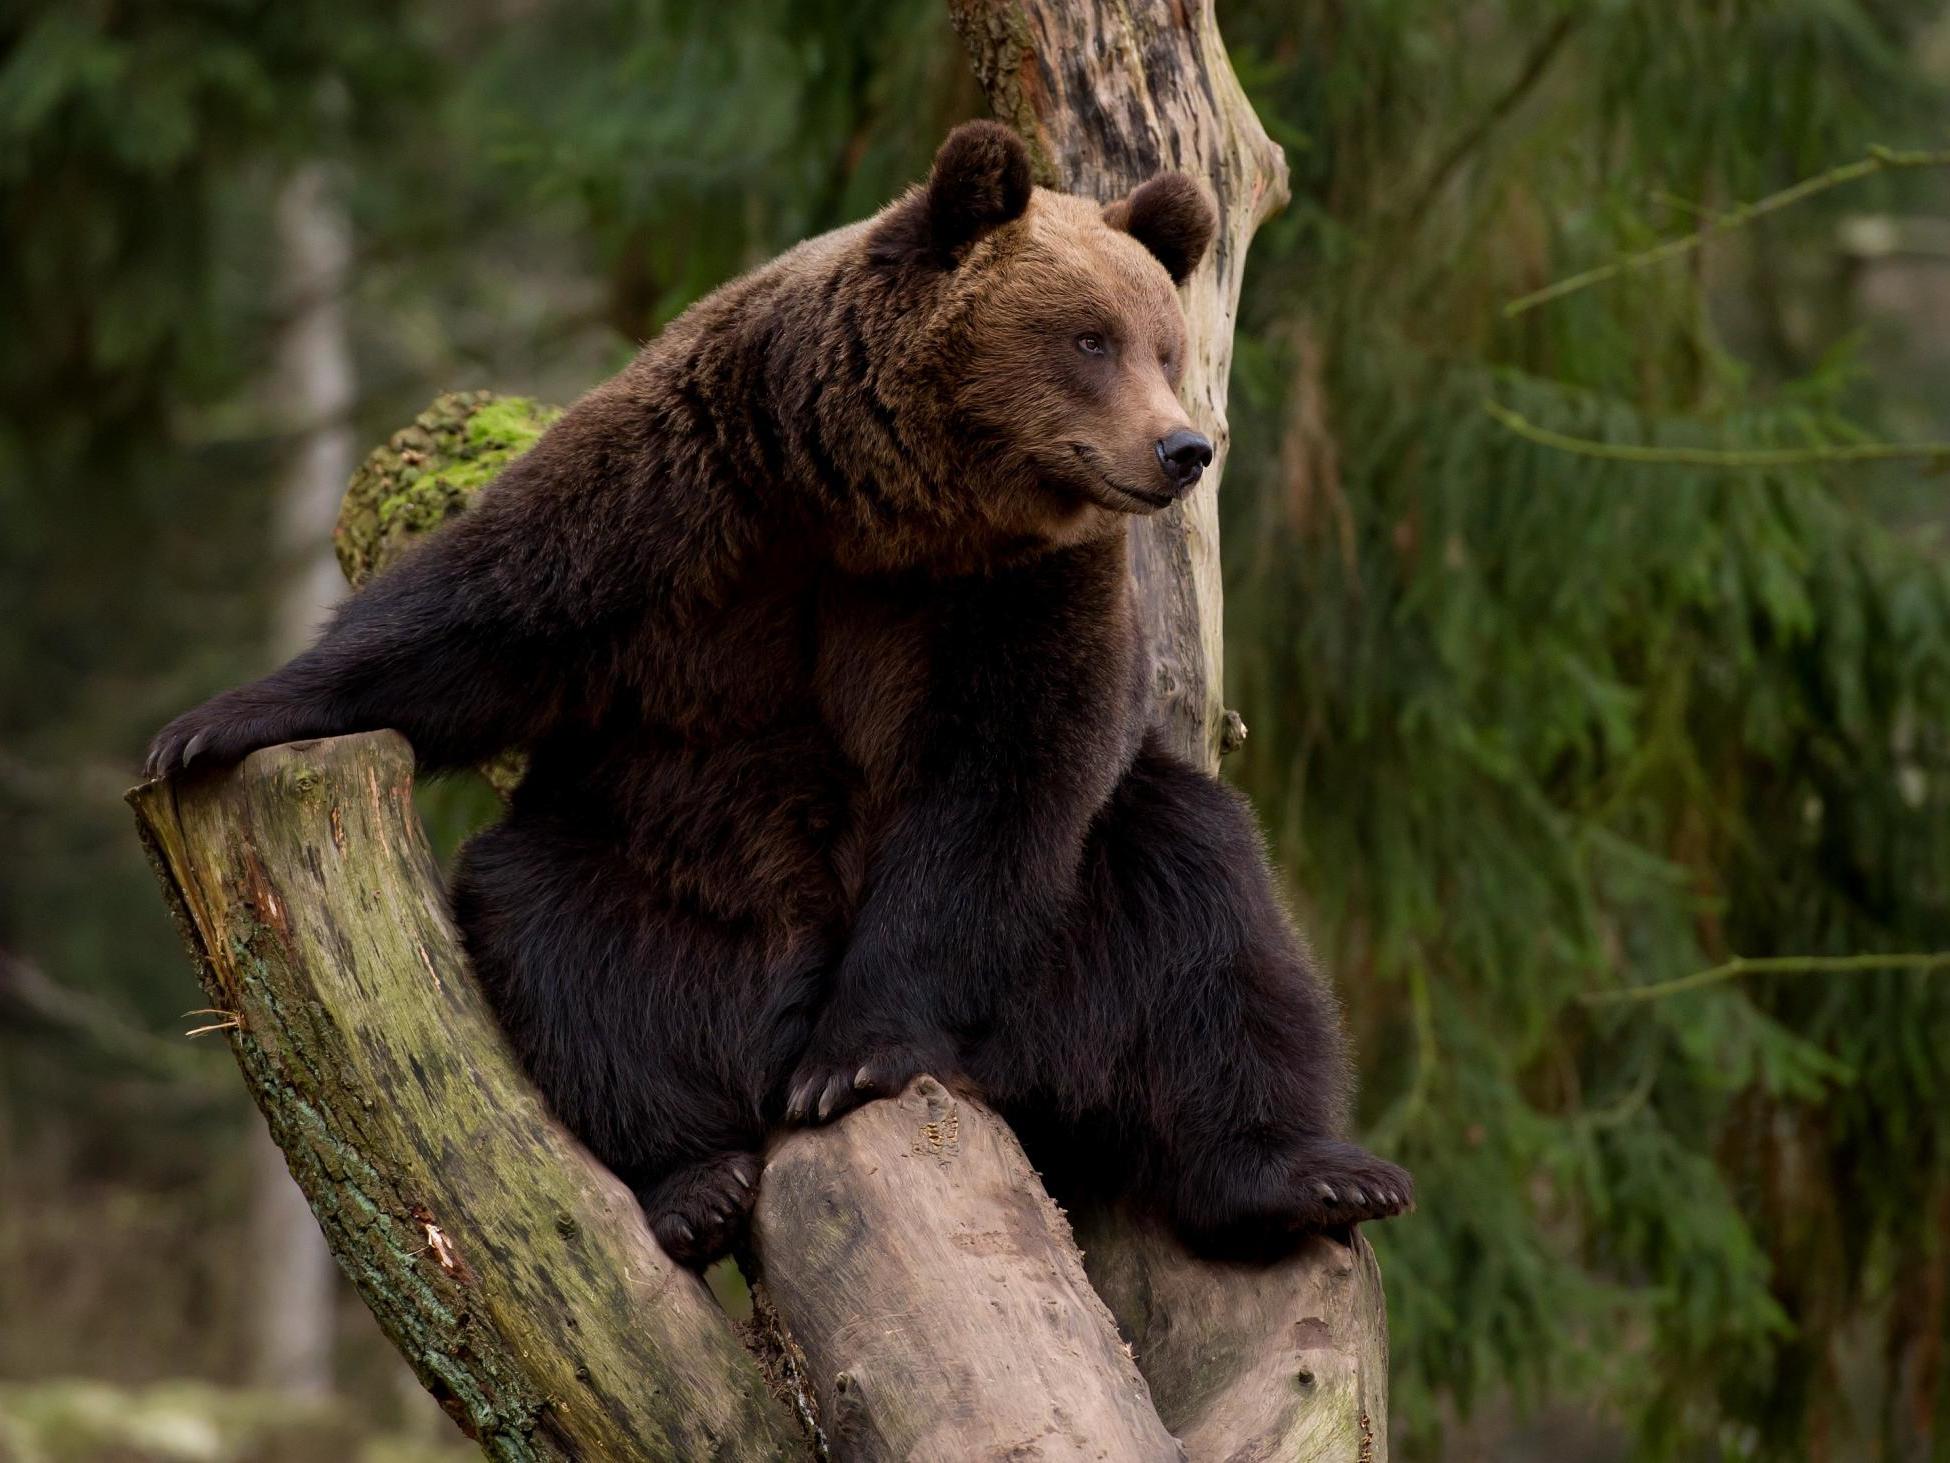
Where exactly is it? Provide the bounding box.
[1583,951,1950,1005]
[1482,398,1950,468]
[1505,144,1950,317]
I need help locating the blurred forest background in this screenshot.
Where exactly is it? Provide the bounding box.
[4,1,1950,1459]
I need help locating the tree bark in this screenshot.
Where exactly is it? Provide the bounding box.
[946,4,1394,1458]
[751,1077,1183,1461]
[1075,1212,1389,1461]
[129,735,805,1460]
[946,0,1287,769]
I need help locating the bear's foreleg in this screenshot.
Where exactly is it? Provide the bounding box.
[781,787,1063,1125]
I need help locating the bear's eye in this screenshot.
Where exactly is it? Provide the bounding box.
[1075,333,1107,357]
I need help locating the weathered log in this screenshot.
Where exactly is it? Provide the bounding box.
[129,734,806,1460]
[947,4,1395,1457]
[752,1077,1182,1461]
[1076,1212,1390,1460]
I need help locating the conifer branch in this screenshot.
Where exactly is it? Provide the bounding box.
[1505,144,1950,318]
[1481,399,1950,468]
[1400,12,1580,224]
[1582,951,1950,1005]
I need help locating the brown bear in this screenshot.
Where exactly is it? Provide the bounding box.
[146,121,1412,1266]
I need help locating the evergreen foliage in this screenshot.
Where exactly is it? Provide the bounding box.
[1221,2,1950,1453]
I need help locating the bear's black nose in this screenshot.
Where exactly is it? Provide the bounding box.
[1156,429,1214,491]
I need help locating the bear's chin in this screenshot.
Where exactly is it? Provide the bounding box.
[1089,481,1175,515]
[1058,444,1177,516]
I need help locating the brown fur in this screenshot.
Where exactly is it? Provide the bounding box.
[146,123,1411,1266]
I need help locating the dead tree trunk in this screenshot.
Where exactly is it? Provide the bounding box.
[133,718,1184,1458]
[753,1078,1182,1460]
[131,738,804,1460]
[947,0,1283,769]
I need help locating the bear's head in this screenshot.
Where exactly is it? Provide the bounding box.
[867,121,1218,543]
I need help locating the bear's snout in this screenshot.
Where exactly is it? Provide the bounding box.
[1155,429,1214,494]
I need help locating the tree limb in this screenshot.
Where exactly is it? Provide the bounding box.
[129,735,807,1460]
[1482,398,1950,469]
[1503,143,1950,318]
[753,1078,1184,1460]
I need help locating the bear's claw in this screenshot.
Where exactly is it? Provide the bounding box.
[143,696,283,781]
[641,1151,762,1268]
[1283,1142,1415,1229]
[784,1040,945,1126]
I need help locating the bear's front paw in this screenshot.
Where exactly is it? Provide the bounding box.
[144,695,286,780]
[640,1151,761,1268]
[783,1036,952,1126]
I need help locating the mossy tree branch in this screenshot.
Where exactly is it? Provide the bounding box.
[129,734,805,1460]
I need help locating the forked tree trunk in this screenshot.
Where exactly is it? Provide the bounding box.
[131,739,804,1459]
[131,4,1391,1458]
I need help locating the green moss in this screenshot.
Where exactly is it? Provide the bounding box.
[335,391,561,589]
[332,393,555,800]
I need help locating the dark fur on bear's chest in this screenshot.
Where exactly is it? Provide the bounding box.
[814,533,1150,910]
[511,530,1148,941]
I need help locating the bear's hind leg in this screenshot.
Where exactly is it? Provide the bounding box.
[452,819,820,1267]
[987,745,1412,1256]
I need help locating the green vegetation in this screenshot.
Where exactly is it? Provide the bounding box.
[3,1,1946,1458]
[1220,4,1950,1454]
[336,391,560,586]
[0,1380,473,1463]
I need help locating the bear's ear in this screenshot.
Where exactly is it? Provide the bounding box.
[1104,174,1215,286]
[870,120,1032,268]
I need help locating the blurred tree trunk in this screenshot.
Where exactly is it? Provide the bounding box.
[244,156,358,1401]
